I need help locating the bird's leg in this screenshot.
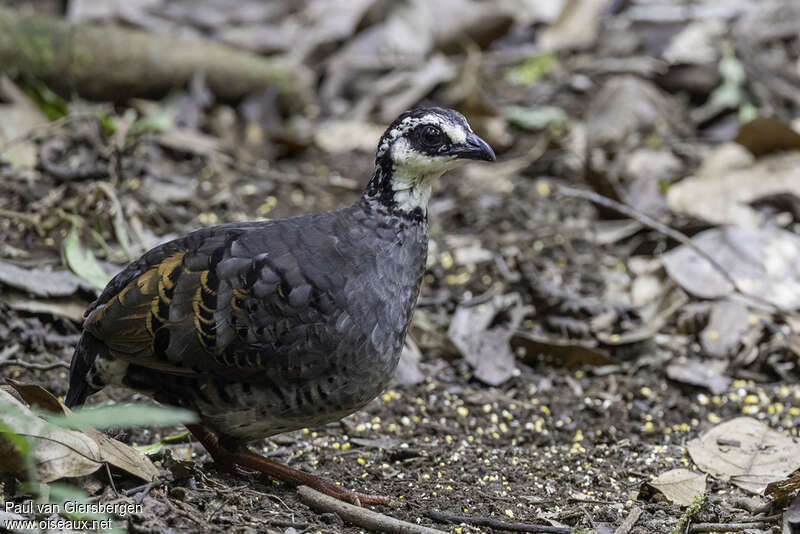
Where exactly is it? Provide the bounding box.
[186,425,388,505]
[186,424,237,472]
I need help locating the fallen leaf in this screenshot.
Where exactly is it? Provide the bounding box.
[510,331,617,369]
[662,18,725,65]
[649,469,707,506]
[8,382,161,482]
[61,227,112,292]
[313,120,384,154]
[4,291,88,322]
[735,116,800,157]
[661,226,800,310]
[0,76,49,169]
[448,294,525,386]
[0,260,86,297]
[687,417,800,494]
[666,358,731,395]
[667,146,800,227]
[538,0,608,52]
[0,389,102,483]
[700,299,750,358]
[504,105,568,131]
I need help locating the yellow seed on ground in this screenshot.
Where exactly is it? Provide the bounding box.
[457,406,469,417]
[536,181,551,197]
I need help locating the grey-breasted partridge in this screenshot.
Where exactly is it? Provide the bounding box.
[66,107,495,504]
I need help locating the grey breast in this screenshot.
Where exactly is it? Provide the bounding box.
[199,200,429,439]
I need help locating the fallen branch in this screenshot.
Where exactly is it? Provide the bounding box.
[297,486,445,534]
[0,8,312,108]
[0,359,70,371]
[689,521,770,533]
[427,509,570,533]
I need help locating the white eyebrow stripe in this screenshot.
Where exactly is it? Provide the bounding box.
[376,113,468,157]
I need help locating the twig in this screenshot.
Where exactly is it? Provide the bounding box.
[614,506,642,534]
[553,183,789,315]
[125,480,161,504]
[427,509,570,533]
[0,344,19,362]
[297,486,445,534]
[0,359,71,371]
[689,521,770,532]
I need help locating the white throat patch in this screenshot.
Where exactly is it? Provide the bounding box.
[389,137,461,213]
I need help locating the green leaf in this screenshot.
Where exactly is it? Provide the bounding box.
[133,430,189,455]
[0,418,30,457]
[61,226,112,291]
[133,441,164,456]
[505,53,557,85]
[504,105,568,130]
[46,403,197,430]
[128,108,174,135]
[22,80,68,121]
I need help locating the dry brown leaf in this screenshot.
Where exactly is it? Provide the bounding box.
[448,294,526,386]
[4,291,88,323]
[666,358,730,396]
[0,389,102,483]
[510,331,617,369]
[661,225,800,310]
[538,0,607,52]
[8,382,159,482]
[0,261,87,298]
[649,469,707,506]
[735,117,800,156]
[313,120,384,154]
[687,417,800,494]
[0,76,49,168]
[667,145,800,227]
[699,299,750,358]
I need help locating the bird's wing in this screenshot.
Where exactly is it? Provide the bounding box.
[84,216,363,382]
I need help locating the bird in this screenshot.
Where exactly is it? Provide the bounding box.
[65,106,496,504]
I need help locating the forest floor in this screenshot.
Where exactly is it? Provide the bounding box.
[2,1,800,533]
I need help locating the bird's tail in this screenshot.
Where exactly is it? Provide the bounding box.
[65,332,106,407]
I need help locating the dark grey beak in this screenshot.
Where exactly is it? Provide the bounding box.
[454,132,496,162]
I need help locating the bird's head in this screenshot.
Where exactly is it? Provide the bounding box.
[365,107,495,218]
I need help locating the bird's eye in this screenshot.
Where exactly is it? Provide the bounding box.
[420,125,443,146]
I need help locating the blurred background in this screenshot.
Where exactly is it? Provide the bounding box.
[2,0,800,532]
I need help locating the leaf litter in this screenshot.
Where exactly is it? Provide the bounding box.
[2,0,800,532]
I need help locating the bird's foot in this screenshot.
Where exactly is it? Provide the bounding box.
[231,447,389,506]
[186,424,388,505]
[300,475,389,506]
